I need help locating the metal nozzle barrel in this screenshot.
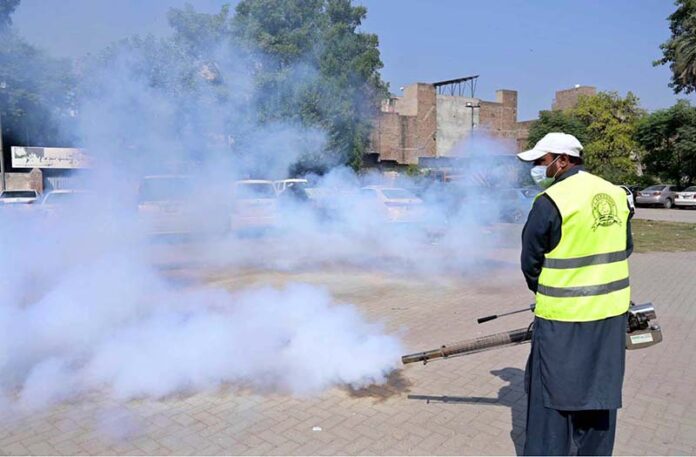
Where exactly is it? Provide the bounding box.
[401,326,533,365]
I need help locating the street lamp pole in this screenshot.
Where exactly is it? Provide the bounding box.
[465,101,481,137]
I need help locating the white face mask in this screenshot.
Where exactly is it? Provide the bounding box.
[530,156,561,189]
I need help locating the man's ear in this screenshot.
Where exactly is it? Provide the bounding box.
[559,154,570,168]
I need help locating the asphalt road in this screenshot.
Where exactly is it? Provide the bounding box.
[634,207,696,223]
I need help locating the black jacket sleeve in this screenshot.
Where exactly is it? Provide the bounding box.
[521,195,561,293]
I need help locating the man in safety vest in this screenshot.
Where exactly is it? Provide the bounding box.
[517,132,633,455]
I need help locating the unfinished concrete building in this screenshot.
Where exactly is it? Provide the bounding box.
[369,76,531,165]
[369,79,599,165]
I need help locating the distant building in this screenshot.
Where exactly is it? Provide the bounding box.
[368,80,598,165]
[369,76,531,165]
[552,85,597,111]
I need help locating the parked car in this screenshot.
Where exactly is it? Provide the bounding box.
[619,185,636,210]
[40,189,95,216]
[137,175,228,236]
[675,185,696,209]
[230,180,278,232]
[635,184,679,208]
[499,188,537,223]
[301,186,355,221]
[620,184,642,201]
[0,189,39,205]
[273,179,309,195]
[360,185,425,224]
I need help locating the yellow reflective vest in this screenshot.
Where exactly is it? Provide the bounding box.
[535,171,631,322]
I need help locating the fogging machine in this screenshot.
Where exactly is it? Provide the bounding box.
[402,302,663,365]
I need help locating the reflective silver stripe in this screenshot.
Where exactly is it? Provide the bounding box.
[537,277,630,298]
[544,250,629,269]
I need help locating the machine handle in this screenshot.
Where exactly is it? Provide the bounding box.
[477,315,497,324]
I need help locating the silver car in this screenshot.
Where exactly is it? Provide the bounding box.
[635,184,679,209]
[0,189,39,205]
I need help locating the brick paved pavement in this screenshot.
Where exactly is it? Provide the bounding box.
[1,250,695,455]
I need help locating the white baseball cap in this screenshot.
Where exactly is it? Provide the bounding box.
[517,132,583,162]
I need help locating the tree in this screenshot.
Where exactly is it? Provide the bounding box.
[635,100,696,186]
[656,0,696,94]
[0,0,21,31]
[526,110,588,148]
[570,92,645,183]
[0,2,75,156]
[84,1,387,174]
[232,0,388,171]
[525,92,645,184]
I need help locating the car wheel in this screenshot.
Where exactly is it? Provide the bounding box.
[664,198,673,209]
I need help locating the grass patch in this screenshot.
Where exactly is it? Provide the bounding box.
[632,219,696,253]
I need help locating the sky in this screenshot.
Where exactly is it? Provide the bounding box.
[11,0,695,120]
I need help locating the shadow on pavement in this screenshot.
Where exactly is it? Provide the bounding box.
[407,367,526,455]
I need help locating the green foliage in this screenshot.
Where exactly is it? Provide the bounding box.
[168,4,232,58]
[0,27,75,153]
[635,100,696,186]
[526,92,645,184]
[571,92,645,184]
[0,0,20,31]
[404,164,420,177]
[233,0,388,171]
[526,110,588,148]
[655,0,696,94]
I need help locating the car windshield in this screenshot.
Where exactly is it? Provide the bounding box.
[381,189,416,199]
[684,186,696,192]
[43,192,87,205]
[139,177,194,202]
[236,183,276,198]
[0,191,36,198]
[643,185,666,191]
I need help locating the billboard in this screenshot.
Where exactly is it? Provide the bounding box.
[11,147,91,169]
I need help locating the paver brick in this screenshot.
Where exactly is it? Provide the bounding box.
[1,250,695,455]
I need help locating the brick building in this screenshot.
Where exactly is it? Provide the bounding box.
[552,85,597,111]
[369,77,532,165]
[369,81,599,165]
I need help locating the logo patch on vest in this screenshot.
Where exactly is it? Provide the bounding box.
[592,193,622,231]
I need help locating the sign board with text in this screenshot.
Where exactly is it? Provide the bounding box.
[11,147,91,169]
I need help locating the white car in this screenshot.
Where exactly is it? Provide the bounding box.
[137,175,227,236]
[273,179,309,195]
[231,180,278,232]
[41,189,92,205]
[619,185,636,211]
[138,175,196,235]
[675,186,696,208]
[0,189,39,205]
[40,189,95,215]
[360,185,425,223]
